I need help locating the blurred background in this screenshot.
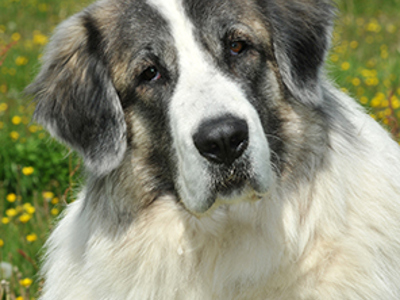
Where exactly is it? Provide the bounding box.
[0,0,400,298]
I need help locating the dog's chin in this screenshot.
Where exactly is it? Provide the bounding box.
[181,177,268,217]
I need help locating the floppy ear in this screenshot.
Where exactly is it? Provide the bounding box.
[267,0,335,106]
[26,12,127,176]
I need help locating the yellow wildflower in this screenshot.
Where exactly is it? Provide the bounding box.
[377,111,385,119]
[15,56,28,66]
[0,102,8,111]
[351,78,361,86]
[23,203,36,214]
[330,54,339,62]
[19,213,31,223]
[0,84,7,93]
[29,125,39,133]
[11,115,22,125]
[365,77,379,86]
[391,96,400,110]
[10,131,19,141]
[381,50,388,59]
[22,166,34,176]
[6,208,17,217]
[26,233,38,242]
[375,92,386,100]
[11,32,21,41]
[2,217,10,224]
[19,278,33,287]
[43,191,55,200]
[360,97,368,105]
[51,208,60,216]
[361,69,371,78]
[381,100,389,108]
[341,62,350,71]
[366,20,381,33]
[51,197,60,205]
[6,193,17,202]
[370,98,381,108]
[33,31,48,46]
[350,41,358,49]
[0,239,4,247]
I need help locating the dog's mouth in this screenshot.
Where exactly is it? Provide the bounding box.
[187,159,264,213]
[212,163,249,196]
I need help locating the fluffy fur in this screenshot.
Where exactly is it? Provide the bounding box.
[28,0,400,299]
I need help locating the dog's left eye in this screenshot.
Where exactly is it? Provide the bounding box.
[229,41,247,56]
[141,66,161,82]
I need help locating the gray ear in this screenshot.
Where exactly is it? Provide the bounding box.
[267,0,335,106]
[26,12,126,176]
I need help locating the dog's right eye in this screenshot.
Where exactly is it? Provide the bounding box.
[229,41,247,56]
[141,66,161,82]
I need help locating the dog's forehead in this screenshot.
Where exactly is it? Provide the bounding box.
[98,0,270,65]
[146,0,264,29]
[139,0,268,61]
[114,0,266,39]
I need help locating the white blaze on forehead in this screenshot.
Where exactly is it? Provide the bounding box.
[146,0,205,70]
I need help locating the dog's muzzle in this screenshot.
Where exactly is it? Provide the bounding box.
[193,116,249,166]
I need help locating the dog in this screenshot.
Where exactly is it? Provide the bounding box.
[28,0,400,299]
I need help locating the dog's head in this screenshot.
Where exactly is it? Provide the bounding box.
[28,0,334,214]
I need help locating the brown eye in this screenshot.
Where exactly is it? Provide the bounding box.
[230,41,246,56]
[141,66,161,82]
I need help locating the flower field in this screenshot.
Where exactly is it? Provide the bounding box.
[0,0,399,299]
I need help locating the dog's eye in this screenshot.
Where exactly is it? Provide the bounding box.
[229,41,247,56]
[141,66,161,82]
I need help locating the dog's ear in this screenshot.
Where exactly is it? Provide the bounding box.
[267,0,335,106]
[26,12,126,176]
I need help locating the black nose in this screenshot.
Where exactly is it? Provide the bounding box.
[193,116,249,165]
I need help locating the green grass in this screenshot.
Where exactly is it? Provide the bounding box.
[0,0,400,299]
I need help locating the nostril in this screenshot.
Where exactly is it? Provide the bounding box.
[230,131,247,150]
[193,116,249,165]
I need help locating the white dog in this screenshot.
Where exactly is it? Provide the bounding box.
[28,0,400,299]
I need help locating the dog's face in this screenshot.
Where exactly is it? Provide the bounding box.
[28,0,334,214]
